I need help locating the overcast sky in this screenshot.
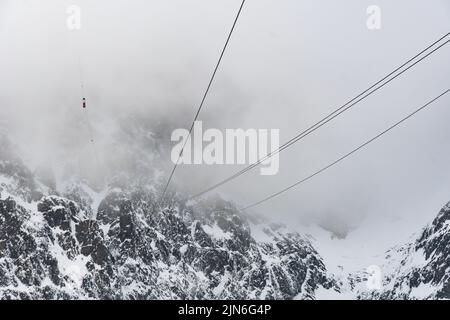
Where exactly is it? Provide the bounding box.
[1,0,450,258]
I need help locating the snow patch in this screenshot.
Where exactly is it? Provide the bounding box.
[202,223,232,240]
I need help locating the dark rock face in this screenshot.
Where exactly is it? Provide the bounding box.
[76,220,109,265]
[38,196,85,230]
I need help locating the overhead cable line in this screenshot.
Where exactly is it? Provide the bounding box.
[76,38,105,192]
[186,32,450,201]
[159,0,247,205]
[240,89,450,211]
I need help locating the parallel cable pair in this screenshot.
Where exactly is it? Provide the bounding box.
[185,32,450,202]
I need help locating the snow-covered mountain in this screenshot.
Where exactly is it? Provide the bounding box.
[0,124,449,300]
[0,129,336,299]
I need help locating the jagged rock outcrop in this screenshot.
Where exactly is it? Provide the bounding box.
[358,202,450,300]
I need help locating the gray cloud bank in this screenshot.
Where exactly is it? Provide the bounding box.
[1,0,450,252]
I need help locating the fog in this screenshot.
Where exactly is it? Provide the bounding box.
[1,0,450,253]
